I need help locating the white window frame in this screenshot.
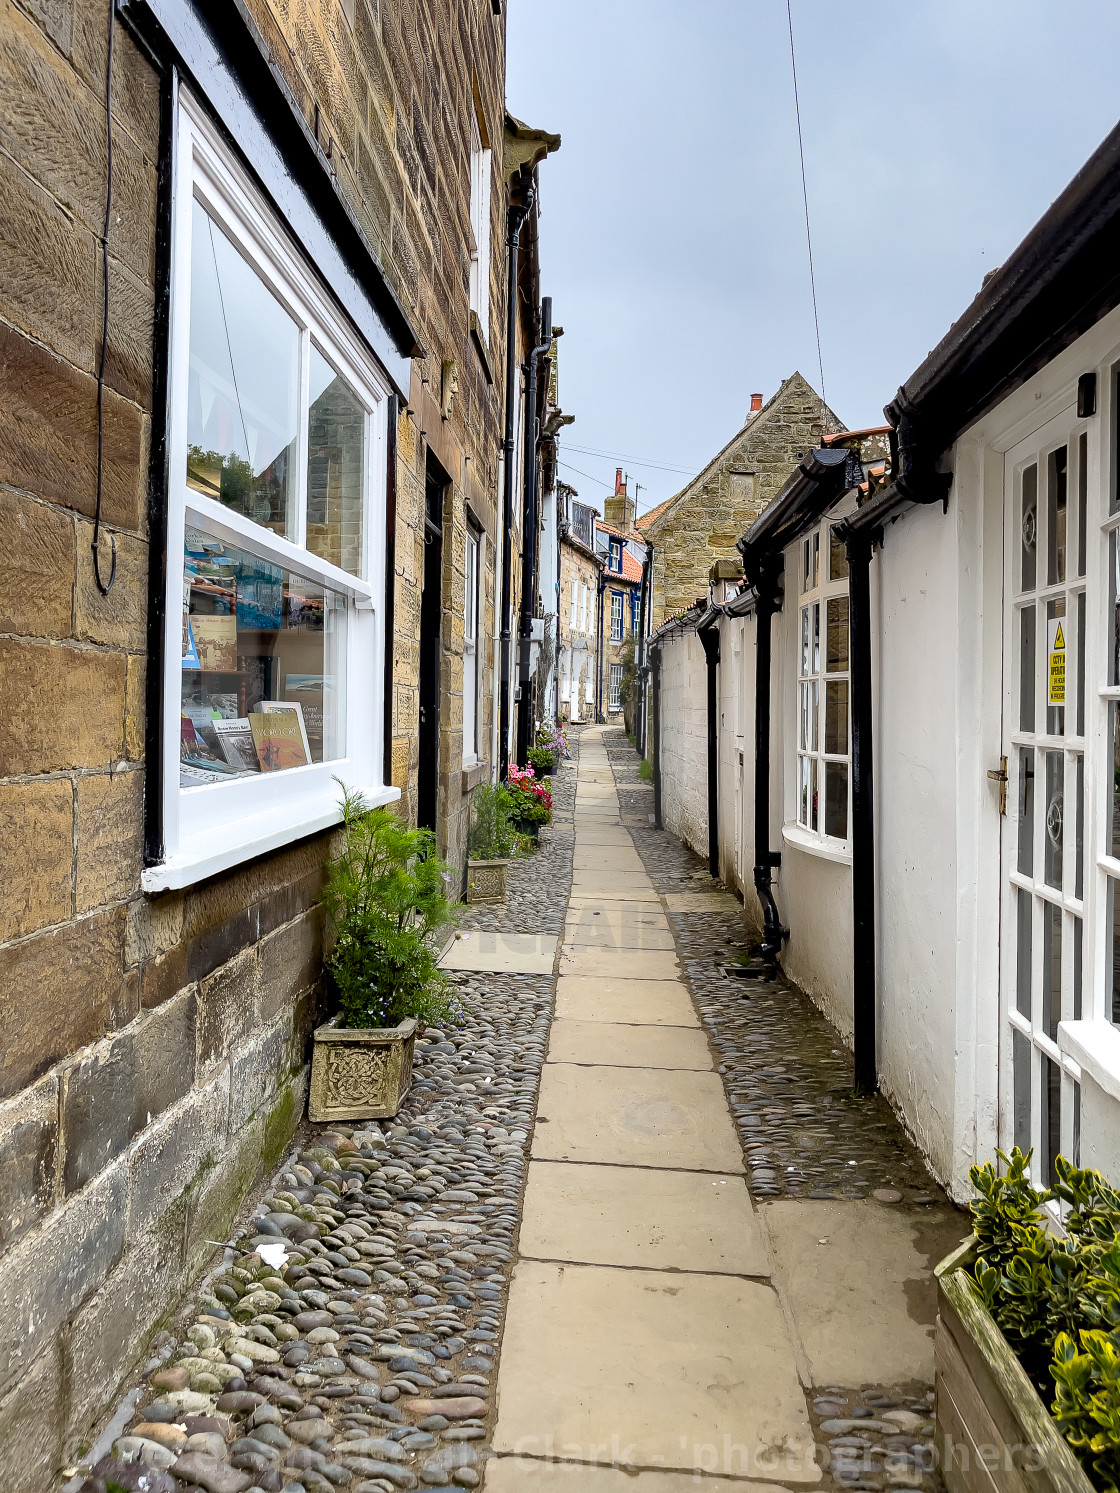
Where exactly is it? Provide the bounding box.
[610,590,624,642]
[468,108,492,345]
[569,577,577,629]
[580,582,588,634]
[609,662,624,711]
[146,88,398,893]
[463,527,481,765]
[790,514,851,852]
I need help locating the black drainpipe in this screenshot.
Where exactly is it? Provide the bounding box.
[515,297,553,766]
[499,183,534,780]
[840,524,878,1095]
[753,560,788,964]
[651,644,663,829]
[699,623,720,879]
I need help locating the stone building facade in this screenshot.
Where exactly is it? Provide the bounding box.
[638,372,844,628]
[557,487,601,723]
[0,1,552,1484]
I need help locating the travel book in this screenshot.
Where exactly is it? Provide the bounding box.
[248,710,309,772]
[191,613,237,672]
[213,718,261,773]
[258,700,313,762]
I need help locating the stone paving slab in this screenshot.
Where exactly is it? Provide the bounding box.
[439,930,558,973]
[547,1018,711,1070]
[558,946,681,980]
[492,1261,819,1482]
[761,1198,967,1386]
[532,1064,744,1172]
[485,1458,781,1489]
[563,923,677,951]
[572,850,647,872]
[519,1160,769,1276]
[555,976,699,1026]
[567,887,661,905]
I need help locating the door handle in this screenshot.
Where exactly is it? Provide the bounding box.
[987,756,1008,815]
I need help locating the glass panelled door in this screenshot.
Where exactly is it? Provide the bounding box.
[1002,419,1087,1184]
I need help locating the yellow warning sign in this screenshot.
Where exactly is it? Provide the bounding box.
[1048,617,1066,706]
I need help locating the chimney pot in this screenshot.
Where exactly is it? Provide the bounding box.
[749,392,763,414]
[615,467,624,495]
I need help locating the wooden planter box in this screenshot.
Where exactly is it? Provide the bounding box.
[935,1238,1092,1493]
[466,857,509,904]
[308,1016,417,1122]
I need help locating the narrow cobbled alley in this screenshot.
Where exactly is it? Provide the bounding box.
[73,728,966,1493]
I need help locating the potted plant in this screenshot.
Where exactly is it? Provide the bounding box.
[527,746,557,777]
[310,789,458,1122]
[466,782,515,903]
[505,763,552,838]
[934,1147,1119,1493]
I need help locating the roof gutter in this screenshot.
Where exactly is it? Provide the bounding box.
[737,448,864,578]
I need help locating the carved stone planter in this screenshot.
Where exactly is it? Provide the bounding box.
[308,1016,417,1122]
[466,857,508,904]
[934,1239,1093,1493]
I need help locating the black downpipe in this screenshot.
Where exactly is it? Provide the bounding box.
[651,645,663,829]
[596,574,605,721]
[499,186,533,780]
[515,297,553,765]
[843,527,878,1095]
[700,626,720,879]
[636,543,652,757]
[753,561,788,963]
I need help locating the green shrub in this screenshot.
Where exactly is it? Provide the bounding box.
[968,1148,1120,1488]
[468,783,515,861]
[320,788,458,1031]
[638,757,653,782]
[527,747,557,776]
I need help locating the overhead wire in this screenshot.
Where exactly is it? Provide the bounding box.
[786,0,826,405]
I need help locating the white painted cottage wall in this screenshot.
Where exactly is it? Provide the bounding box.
[657,630,709,857]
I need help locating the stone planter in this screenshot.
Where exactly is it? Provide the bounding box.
[308,1016,417,1122]
[466,857,509,903]
[934,1238,1093,1493]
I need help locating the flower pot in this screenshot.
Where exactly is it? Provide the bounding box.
[466,857,509,904]
[308,1016,418,1122]
[934,1238,1093,1493]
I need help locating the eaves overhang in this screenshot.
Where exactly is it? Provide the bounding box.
[737,447,863,585]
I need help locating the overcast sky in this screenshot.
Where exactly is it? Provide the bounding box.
[506,1,1120,515]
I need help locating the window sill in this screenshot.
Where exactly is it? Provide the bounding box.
[1057,1019,1120,1098]
[461,760,489,794]
[781,821,852,866]
[142,781,401,892]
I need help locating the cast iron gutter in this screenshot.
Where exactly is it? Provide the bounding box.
[697,606,721,880]
[498,183,534,779]
[738,448,864,578]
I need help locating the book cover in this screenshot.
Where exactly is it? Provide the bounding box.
[258,701,313,762]
[248,711,309,772]
[213,717,261,772]
[283,677,327,760]
[236,556,284,630]
[191,613,237,672]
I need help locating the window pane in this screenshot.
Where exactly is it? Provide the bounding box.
[186,201,300,537]
[1046,597,1065,737]
[798,755,810,826]
[812,602,820,674]
[826,597,849,673]
[1044,750,1064,890]
[1020,605,1036,732]
[824,762,848,839]
[1077,432,1087,578]
[1042,901,1062,1040]
[1013,1027,1031,1154]
[809,680,818,750]
[809,757,818,831]
[810,533,819,589]
[1021,464,1037,592]
[1075,753,1084,900]
[800,607,811,677]
[1112,528,1120,686]
[1074,1081,1082,1167]
[1047,446,1067,586]
[1113,703,1120,860]
[182,521,346,789]
[1043,1056,1061,1189]
[825,680,848,755]
[1016,886,1032,1019]
[306,346,365,577]
[1074,915,1083,1020]
[1017,747,1034,877]
[829,525,849,581]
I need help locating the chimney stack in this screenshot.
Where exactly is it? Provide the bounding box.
[605,467,635,532]
[748,392,763,419]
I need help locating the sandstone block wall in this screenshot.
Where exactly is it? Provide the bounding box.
[646,372,845,628]
[0,0,512,1483]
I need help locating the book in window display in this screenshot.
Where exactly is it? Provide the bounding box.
[258,700,313,761]
[191,612,237,672]
[212,717,261,773]
[248,710,309,772]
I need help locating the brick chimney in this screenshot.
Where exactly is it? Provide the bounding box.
[604,467,635,531]
[747,392,763,420]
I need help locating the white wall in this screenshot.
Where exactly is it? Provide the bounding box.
[656,630,709,857]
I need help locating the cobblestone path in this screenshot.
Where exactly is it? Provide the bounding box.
[71,725,968,1493]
